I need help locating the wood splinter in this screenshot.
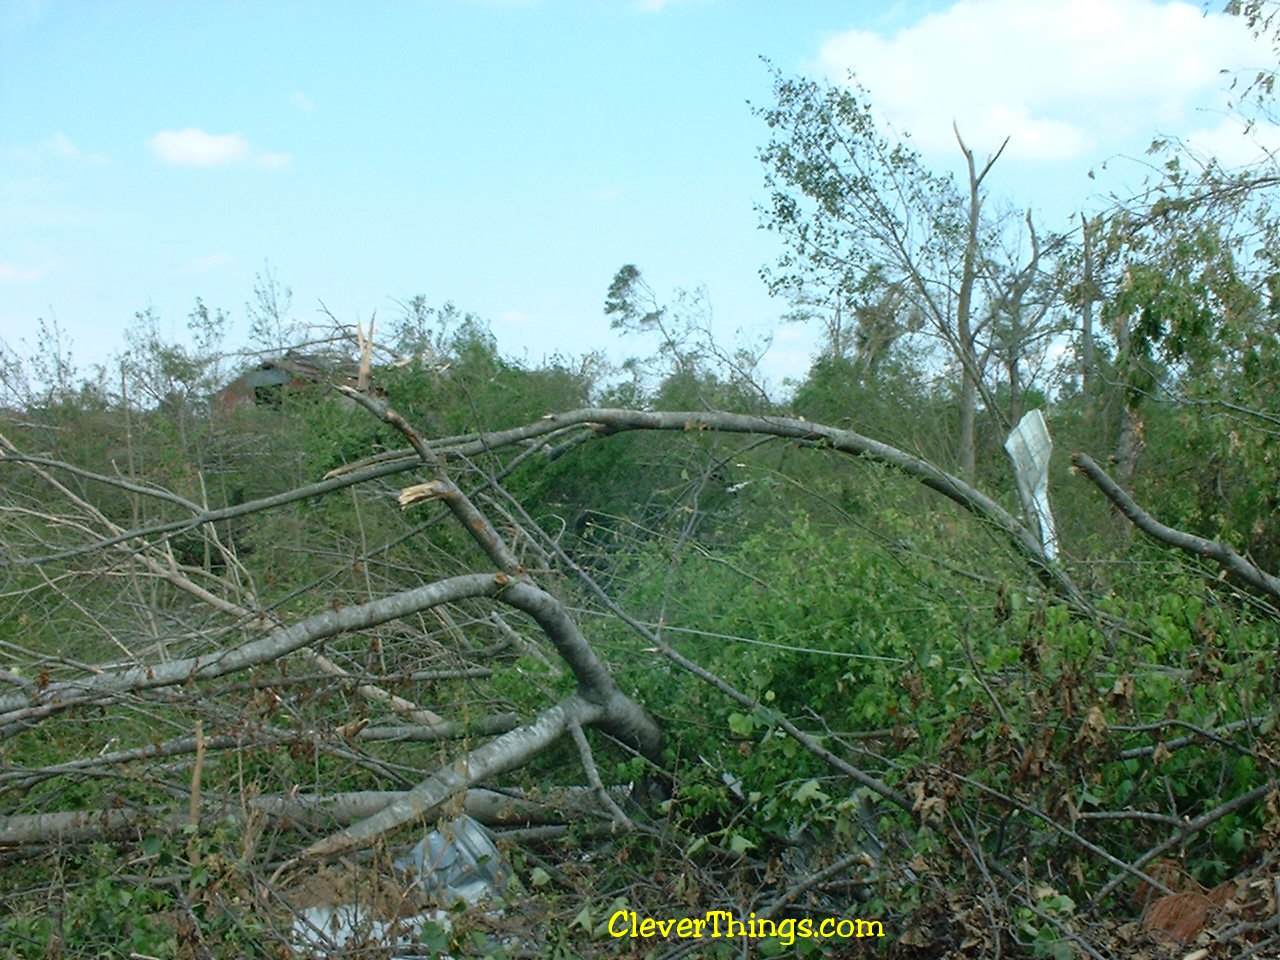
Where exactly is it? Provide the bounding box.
[398,480,451,509]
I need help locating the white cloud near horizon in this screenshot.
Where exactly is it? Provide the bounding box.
[0,263,45,284]
[1183,114,1280,167]
[147,128,290,168]
[498,309,532,327]
[182,253,233,275]
[2,132,107,166]
[813,0,1270,163]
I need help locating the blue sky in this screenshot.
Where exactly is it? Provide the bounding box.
[1,0,1273,392]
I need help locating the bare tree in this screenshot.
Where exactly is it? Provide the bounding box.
[246,260,302,354]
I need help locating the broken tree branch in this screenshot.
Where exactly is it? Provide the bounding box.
[1072,452,1280,606]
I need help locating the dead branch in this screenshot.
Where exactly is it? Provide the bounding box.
[0,574,661,765]
[1090,780,1276,908]
[0,784,627,845]
[568,718,633,831]
[0,715,519,794]
[301,692,611,858]
[0,573,496,725]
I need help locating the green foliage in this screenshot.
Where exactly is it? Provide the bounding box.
[605,264,665,334]
[378,310,595,437]
[0,830,270,958]
[603,264,772,413]
[756,69,962,307]
[600,462,1277,919]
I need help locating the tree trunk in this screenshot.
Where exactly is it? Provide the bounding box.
[959,373,977,478]
[1115,406,1145,490]
[953,127,1011,479]
[956,133,983,479]
[1080,214,1098,395]
[1112,289,1143,491]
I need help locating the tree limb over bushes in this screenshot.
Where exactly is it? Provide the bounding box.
[0,397,1097,861]
[340,407,1092,613]
[1073,452,1280,608]
[18,404,1071,614]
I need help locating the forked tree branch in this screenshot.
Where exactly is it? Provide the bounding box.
[301,692,610,858]
[0,574,662,760]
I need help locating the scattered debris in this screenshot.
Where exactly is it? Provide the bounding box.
[288,814,511,957]
[394,813,510,906]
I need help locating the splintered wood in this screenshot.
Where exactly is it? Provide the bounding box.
[398,481,451,509]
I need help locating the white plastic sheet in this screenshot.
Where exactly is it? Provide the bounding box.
[394,813,509,906]
[1004,409,1059,562]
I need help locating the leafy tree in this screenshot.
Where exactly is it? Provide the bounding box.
[605,264,771,412]
[756,68,1065,477]
[1089,164,1280,563]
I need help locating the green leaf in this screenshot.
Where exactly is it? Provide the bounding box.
[792,779,830,805]
[418,920,451,951]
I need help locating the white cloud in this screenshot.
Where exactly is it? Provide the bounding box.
[813,0,1269,163]
[635,0,708,12]
[289,91,316,112]
[499,309,533,327]
[148,128,249,166]
[1,132,107,166]
[147,128,290,168]
[1183,116,1280,169]
[182,253,233,275]
[0,263,44,284]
